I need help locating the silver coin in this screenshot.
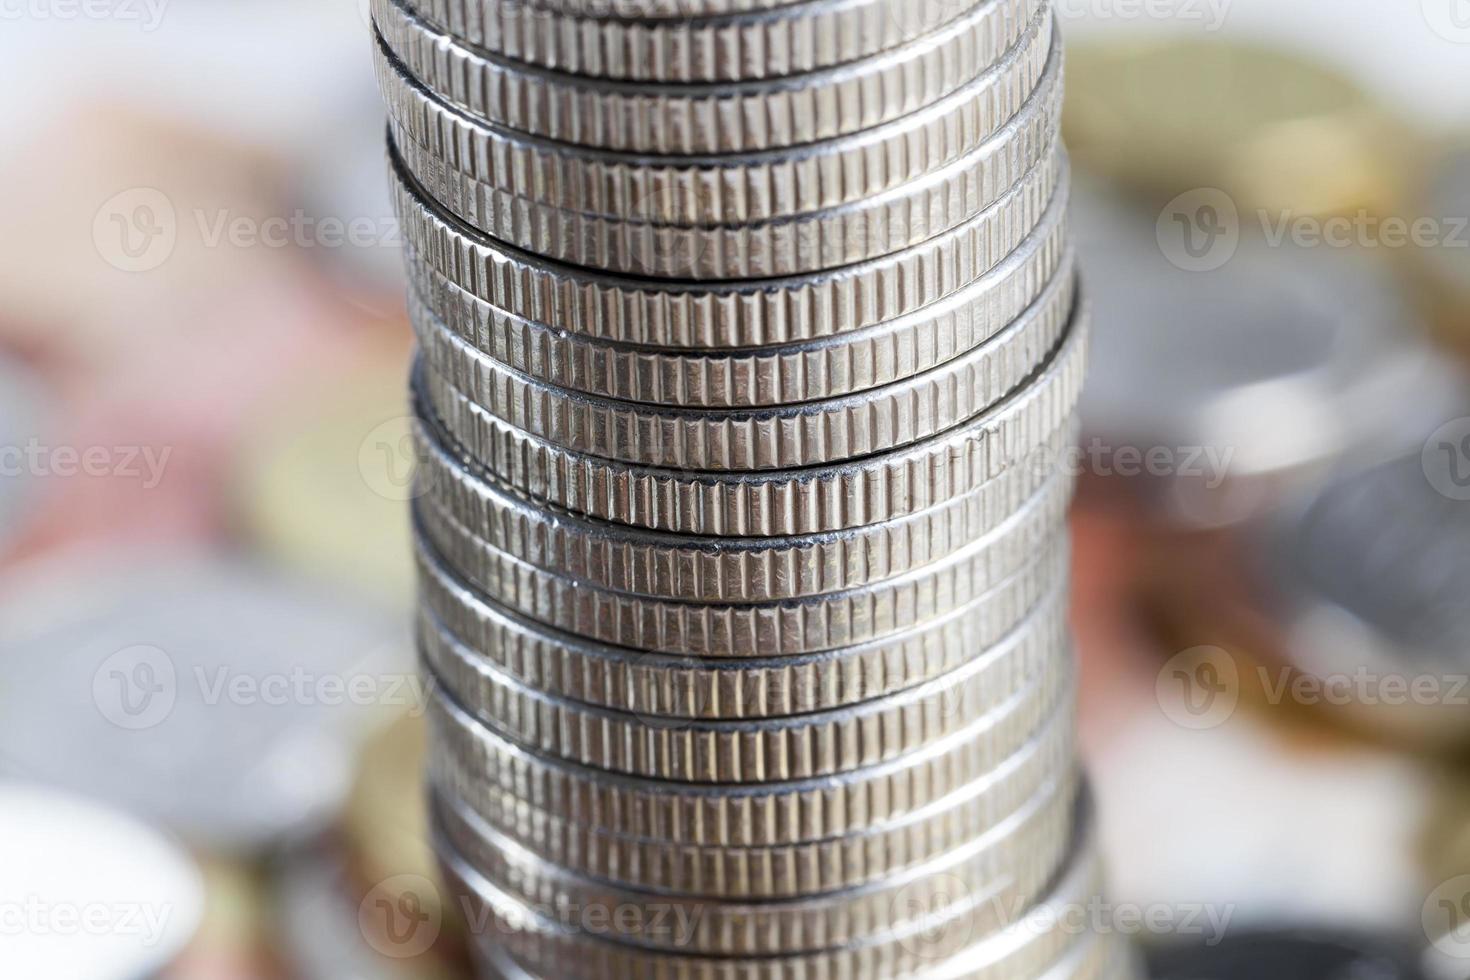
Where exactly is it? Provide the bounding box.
[1074,182,1454,527]
[393,142,1065,348]
[1248,449,1470,745]
[414,406,1067,602]
[0,549,410,853]
[423,577,1069,781]
[415,266,1075,471]
[0,783,204,980]
[413,701,1074,897]
[376,0,1039,154]
[410,297,1086,536]
[442,787,1096,980]
[415,525,1069,719]
[413,476,1069,657]
[404,176,1071,408]
[378,15,1060,277]
[429,658,1073,846]
[401,0,995,83]
[434,773,1073,957]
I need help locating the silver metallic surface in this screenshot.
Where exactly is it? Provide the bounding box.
[400,0,995,83]
[375,0,1130,971]
[394,147,1067,348]
[416,268,1076,470]
[411,299,1085,536]
[406,191,1070,407]
[377,0,1039,154]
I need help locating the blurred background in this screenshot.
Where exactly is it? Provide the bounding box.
[2,1,1470,978]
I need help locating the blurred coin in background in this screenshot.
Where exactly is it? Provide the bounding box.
[0,782,205,980]
[0,351,50,555]
[233,362,416,608]
[1072,178,1455,529]
[1148,930,1429,980]
[0,548,412,854]
[1413,139,1470,358]
[1064,38,1411,219]
[273,846,462,980]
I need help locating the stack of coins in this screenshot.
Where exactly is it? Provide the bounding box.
[371,0,1132,975]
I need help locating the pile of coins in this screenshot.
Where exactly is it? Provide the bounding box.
[371,0,1132,975]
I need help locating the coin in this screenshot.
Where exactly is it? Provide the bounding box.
[423,581,1068,781]
[393,144,1066,348]
[0,548,409,852]
[378,16,1061,277]
[433,774,1073,957]
[414,265,1075,471]
[1064,38,1411,219]
[1073,182,1451,529]
[412,701,1074,897]
[1248,449,1470,748]
[0,353,48,553]
[375,0,1041,154]
[410,298,1085,536]
[406,189,1071,408]
[399,0,994,83]
[441,787,1105,980]
[414,481,1068,657]
[1147,931,1428,980]
[429,660,1074,847]
[416,530,1068,719]
[1412,139,1470,357]
[234,362,417,606]
[414,406,1067,602]
[0,783,204,980]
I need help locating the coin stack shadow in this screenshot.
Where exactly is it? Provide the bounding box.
[371,0,1135,975]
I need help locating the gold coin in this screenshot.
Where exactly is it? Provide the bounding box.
[234,363,415,607]
[1064,38,1411,219]
[344,711,437,896]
